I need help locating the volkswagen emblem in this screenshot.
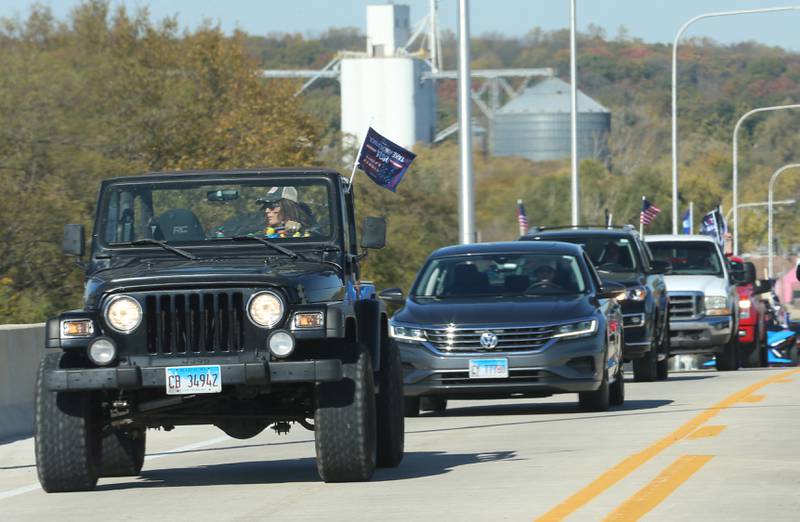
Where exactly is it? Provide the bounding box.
[479,331,498,349]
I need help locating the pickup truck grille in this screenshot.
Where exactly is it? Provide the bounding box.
[423,325,555,352]
[668,293,702,320]
[143,290,246,355]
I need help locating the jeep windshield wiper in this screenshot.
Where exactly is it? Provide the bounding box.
[231,235,302,260]
[123,239,197,260]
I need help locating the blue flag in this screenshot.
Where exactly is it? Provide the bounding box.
[357,127,416,192]
[681,208,692,234]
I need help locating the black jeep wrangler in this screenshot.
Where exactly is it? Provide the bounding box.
[522,226,671,381]
[36,168,404,492]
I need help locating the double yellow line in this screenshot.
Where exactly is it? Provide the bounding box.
[536,368,800,521]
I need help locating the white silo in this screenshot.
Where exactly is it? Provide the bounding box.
[340,4,436,150]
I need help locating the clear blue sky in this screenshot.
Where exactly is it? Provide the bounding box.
[2,1,800,49]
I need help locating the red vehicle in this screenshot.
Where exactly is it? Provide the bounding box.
[728,256,769,367]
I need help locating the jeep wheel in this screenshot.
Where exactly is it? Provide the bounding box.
[98,428,146,477]
[403,396,420,417]
[632,345,658,382]
[716,336,740,371]
[420,396,448,412]
[35,353,99,492]
[376,338,404,468]
[609,362,625,407]
[314,343,376,482]
[579,366,610,412]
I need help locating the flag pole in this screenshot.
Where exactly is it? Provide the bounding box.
[639,195,645,237]
[689,201,694,234]
[348,121,374,190]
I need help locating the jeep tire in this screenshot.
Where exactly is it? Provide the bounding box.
[35,353,99,492]
[314,343,376,482]
[98,428,146,477]
[376,338,404,468]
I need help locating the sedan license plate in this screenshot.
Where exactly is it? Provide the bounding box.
[165,365,222,395]
[469,358,509,379]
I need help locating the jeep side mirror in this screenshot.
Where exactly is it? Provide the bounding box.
[378,287,404,303]
[743,262,757,285]
[599,280,626,299]
[62,224,85,257]
[361,216,386,250]
[649,260,671,275]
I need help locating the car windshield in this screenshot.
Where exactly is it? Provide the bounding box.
[412,253,587,298]
[538,236,638,274]
[647,241,723,276]
[100,178,334,246]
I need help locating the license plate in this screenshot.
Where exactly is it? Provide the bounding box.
[469,358,509,379]
[165,365,222,395]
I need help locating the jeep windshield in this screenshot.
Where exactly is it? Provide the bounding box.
[539,236,638,274]
[99,178,334,248]
[647,241,723,277]
[411,253,587,298]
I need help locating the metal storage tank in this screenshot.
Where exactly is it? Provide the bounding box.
[492,77,610,162]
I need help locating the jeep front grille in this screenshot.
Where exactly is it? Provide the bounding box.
[668,293,702,320]
[423,325,555,352]
[144,291,246,355]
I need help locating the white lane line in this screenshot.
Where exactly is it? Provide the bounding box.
[0,434,233,501]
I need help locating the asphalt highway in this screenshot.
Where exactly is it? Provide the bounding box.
[2,367,799,521]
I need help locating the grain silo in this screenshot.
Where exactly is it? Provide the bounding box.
[492,77,610,162]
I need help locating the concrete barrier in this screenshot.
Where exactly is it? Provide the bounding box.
[0,324,45,441]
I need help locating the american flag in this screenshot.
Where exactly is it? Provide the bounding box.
[640,198,661,225]
[517,200,529,236]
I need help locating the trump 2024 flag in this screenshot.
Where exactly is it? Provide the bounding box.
[357,127,416,192]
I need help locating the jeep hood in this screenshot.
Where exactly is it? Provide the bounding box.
[84,258,344,308]
[662,274,728,296]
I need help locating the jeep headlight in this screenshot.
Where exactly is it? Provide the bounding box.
[553,319,597,339]
[104,295,142,333]
[248,291,284,328]
[704,296,730,316]
[616,286,647,302]
[389,324,425,342]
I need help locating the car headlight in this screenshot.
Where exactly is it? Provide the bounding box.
[552,319,597,339]
[389,324,426,342]
[617,286,647,302]
[248,291,285,328]
[704,296,730,316]
[104,295,142,333]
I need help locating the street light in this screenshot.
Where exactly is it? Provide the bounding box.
[457,0,475,244]
[671,6,800,234]
[570,0,579,226]
[732,104,800,255]
[768,164,800,278]
[725,200,796,222]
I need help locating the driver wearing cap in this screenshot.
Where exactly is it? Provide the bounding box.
[256,186,313,238]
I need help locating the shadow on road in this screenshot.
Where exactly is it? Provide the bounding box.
[426,399,673,418]
[95,450,518,490]
[660,375,717,382]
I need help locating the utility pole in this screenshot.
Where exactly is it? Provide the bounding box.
[457,0,475,244]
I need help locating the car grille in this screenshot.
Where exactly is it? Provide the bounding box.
[423,325,555,352]
[426,369,541,386]
[668,292,702,320]
[142,290,246,355]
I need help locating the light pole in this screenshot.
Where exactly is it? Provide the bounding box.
[570,0,579,226]
[732,104,800,255]
[457,0,475,244]
[768,164,800,278]
[671,6,800,234]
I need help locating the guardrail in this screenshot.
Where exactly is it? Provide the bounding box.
[0,324,45,441]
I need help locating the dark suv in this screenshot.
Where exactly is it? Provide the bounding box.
[36,168,404,492]
[522,226,671,381]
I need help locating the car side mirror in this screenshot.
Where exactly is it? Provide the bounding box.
[743,262,757,285]
[378,287,405,304]
[729,269,746,285]
[599,280,626,299]
[361,216,386,250]
[62,224,85,257]
[649,260,671,275]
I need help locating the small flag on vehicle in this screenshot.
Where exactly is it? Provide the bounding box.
[640,198,661,225]
[517,200,529,237]
[355,127,416,192]
[700,205,727,249]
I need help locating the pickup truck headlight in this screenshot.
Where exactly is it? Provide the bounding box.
[704,296,730,316]
[553,319,597,339]
[389,324,425,342]
[104,295,142,333]
[616,286,647,302]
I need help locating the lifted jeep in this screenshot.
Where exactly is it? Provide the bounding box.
[35,168,404,492]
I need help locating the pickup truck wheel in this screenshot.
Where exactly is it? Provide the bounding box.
[403,396,420,417]
[420,396,448,412]
[376,338,404,468]
[579,366,610,412]
[314,343,376,482]
[632,345,657,382]
[98,428,146,477]
[716,336,740,371]
[609,362,625,406]
[35,353,99,492]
